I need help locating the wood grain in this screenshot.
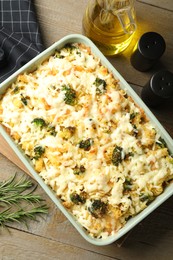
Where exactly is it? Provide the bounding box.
[0,228,117,260]
[34,0,173,86]
[1,0,173,259]
[137,0,173,11]
[109,1,173,86]
[1,154,173,260]
[0,136,30,176]
[0,154,131,257]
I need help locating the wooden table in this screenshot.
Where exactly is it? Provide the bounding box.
[1,0,173,259]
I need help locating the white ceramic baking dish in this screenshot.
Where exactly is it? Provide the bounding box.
[0,34,173,246]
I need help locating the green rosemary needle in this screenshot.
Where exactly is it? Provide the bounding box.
[0,173,33,195]
[0,174,49,228]
[0,192,44,205]
[0,205,48,227]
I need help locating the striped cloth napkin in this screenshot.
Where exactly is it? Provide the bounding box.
[0,0,44,83]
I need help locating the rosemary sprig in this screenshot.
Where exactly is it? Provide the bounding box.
[0,173,33,195]
[0,205,48,227]
[0,174,49,228]
[0,192,44,205]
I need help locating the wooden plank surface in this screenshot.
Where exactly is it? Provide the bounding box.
[0,228,117,260]
[1,152,173,260]
[1,0,173,259]
[33,0,173,86]
[137,0,173,11]
[0,137,30,176]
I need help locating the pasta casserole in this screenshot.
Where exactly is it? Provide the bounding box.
[0,42,173,239]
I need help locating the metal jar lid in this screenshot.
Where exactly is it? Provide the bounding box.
[141,70,173,107]
[130,32,166,72]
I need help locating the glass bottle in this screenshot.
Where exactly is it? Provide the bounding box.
[82,0,137,56]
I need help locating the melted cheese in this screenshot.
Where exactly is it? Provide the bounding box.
[0,42,173,240]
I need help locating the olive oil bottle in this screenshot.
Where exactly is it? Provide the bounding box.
[82,0,137,56]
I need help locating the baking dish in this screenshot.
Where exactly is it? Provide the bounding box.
[0,34,173,246]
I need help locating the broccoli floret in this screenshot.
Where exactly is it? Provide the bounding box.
[47,125,57,136]
[130,112,138,121]
[60,126,76,140]
[12,86,20,94]
[32,118,47,128]
[139,193,154,204]
[21,94,28,105]
[64,43,77,53]
[94,77,107,94]
[139,193,149,202]
[73,165,86,175]
[79,138,93,151]
[70,192,87,205]
[112,146,124,166]
[62,85,77,106]
[123,178,132,192]
[132,124,138,137]
[130,112,136,120]
[88,199,107,218]
[54,50,65,59]
[156,137,167,148]
[125,152,135,161]
[76,50,82,56]
[34,146,45,160]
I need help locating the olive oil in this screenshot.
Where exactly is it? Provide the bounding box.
[82,0,137,56]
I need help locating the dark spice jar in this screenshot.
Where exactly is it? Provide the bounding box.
[130,32,166,71]
[141,70,173,107]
